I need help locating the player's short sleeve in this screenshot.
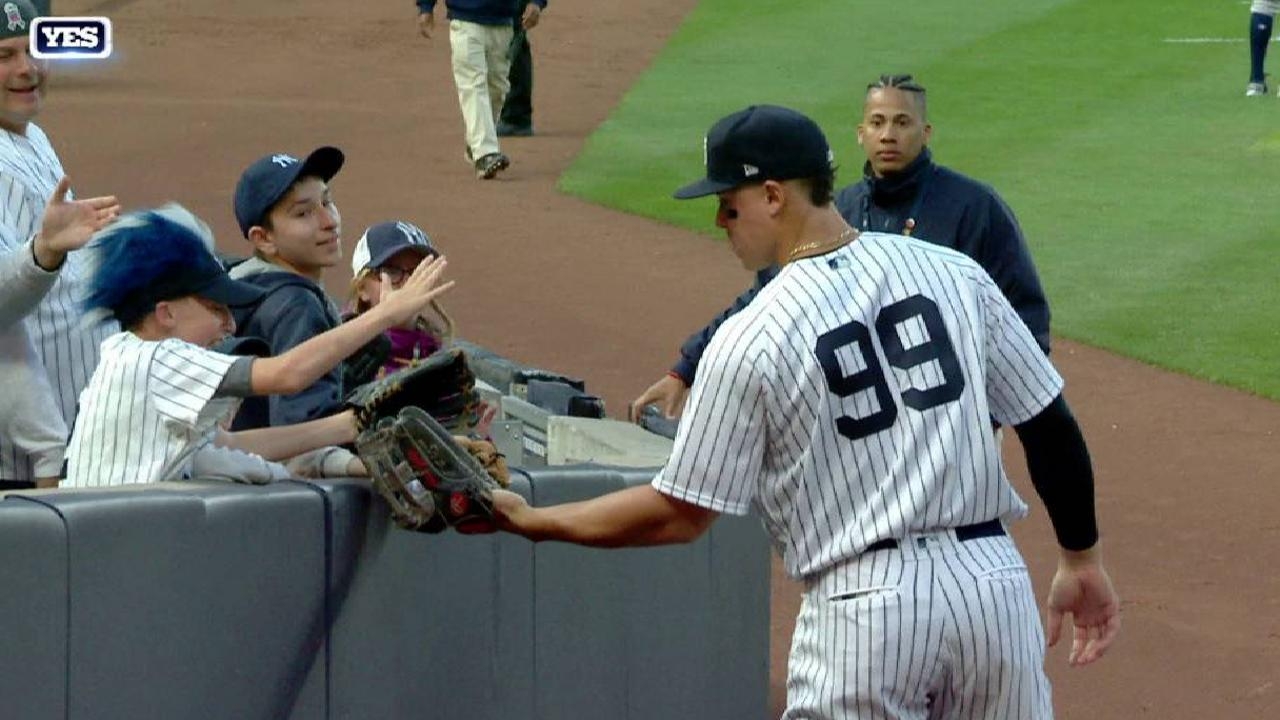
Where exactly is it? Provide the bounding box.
[978,271,1063,425]
[148,340,239,429]
[652,319,771,515]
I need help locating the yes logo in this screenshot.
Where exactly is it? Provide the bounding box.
[30,17,112,59]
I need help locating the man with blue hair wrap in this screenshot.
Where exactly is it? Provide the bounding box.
[64,204,455,488]
[0,0,122,490]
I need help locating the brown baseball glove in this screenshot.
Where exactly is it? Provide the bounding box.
[344,346,479,433]
[355,406,504,534]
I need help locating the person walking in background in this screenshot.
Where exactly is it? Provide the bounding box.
[496,0,544,137]
[417,0,546,179]
[1247,1,1277,95]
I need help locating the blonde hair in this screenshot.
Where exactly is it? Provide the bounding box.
[347,268,456,344]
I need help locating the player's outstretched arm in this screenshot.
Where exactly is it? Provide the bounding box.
[250,256,453,396]
[1046,546,1121,667]
[493,484,719,547]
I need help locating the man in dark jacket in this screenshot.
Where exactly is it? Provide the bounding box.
[496,0,544,137]
[227,147,347,430]
[630,74,1051,421]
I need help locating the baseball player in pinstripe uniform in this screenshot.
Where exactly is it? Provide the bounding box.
[493,105,1120,718]
[0,0,122,490]
[64,204,454,488]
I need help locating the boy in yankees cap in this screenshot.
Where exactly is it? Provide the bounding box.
[491,104,1119,718]
[64,204,453,488]
[225,146,348,431]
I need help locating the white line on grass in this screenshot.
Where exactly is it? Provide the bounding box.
[1163,38,1280,43]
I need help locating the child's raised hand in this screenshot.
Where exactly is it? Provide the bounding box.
[376,255,454,327]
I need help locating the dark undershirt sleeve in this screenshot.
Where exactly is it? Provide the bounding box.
[214,357,255,398]
[1012,394,1099,551]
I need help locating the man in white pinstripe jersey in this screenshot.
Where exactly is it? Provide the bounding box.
[492,105,1120,718]
[0,0,122,490]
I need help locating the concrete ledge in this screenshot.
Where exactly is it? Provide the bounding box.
[546,415,674,467]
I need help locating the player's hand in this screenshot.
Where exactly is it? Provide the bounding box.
[628,373,690,423]
[1046,549,1121,667]
[33,176,120,270]
[491,488,533,534]
[376,255,454,328]
[417,11,435,39]
[521,3,541,29]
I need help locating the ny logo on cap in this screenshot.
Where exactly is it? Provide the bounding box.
[271,154,299,168]
[396,221,429,246]
[4,3,25,31]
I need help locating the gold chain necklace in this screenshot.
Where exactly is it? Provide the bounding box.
[787,226,858,262]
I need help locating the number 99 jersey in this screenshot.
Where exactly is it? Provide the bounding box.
[652,232,1063,581]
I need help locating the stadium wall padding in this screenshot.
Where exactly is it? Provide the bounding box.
[0,470,770,720]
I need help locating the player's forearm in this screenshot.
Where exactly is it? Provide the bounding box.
[221,411,357,461]
[1013,394,1099,551]
[513,484,716,547]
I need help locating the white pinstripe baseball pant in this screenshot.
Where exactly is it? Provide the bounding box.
[784,530,1052,719]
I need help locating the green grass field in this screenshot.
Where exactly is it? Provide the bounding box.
[560,0,1280,400]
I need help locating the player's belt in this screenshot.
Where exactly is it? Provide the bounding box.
[864,518,1005,552]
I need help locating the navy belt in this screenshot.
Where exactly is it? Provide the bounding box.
[865,518,1005,552]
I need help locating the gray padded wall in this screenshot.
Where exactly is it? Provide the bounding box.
[324,476,536,720]
[524,467,631,718]
[614,468,772,720]
[0,470,769,720]
[524,466,771,720]
[0,497,69,720]
[50,484,327,720]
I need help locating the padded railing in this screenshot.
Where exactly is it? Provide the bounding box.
[0,468,769,720]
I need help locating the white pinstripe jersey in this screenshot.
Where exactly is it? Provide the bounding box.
[653,232,1063,581]
[65,333,241,488]
[0,123,117,480]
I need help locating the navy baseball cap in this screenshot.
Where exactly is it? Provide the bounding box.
[233,146,345,237]
[673,105,835,199]
[350,220,438,274]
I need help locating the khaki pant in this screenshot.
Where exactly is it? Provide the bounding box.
[449,20,514,159]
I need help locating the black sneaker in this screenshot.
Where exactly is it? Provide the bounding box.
[474,152,510,179]
[496,122,534,137]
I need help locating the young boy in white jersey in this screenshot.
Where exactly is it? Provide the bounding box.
[491,105,1120,719]
[64,204,453,488]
